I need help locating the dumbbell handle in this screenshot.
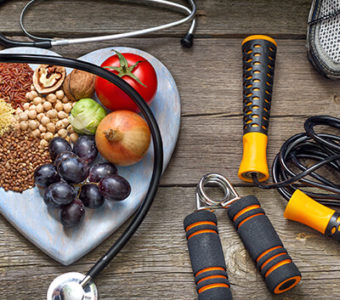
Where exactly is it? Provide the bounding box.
[227,196,301,294]
[184,210,232,300]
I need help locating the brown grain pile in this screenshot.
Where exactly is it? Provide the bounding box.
[0,128,51,192]
[0,63,33,109]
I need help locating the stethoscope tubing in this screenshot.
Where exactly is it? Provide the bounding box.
[0,53,164,281]
[19,0,196,47]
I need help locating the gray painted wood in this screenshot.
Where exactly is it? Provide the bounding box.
[0,0,339,299]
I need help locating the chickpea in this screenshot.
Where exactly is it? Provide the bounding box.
[19,112,28,121]
[63,103,72,113]
[46,109,57,119]
[41,116,50,126]
[70,133,78,143]
[46,93,57,103]
[19,121,28,131]
[23,103,30,110]
[44,132,54,141]
[39,124,47,133]
[30,91,38,99]
[28,110,37,120]
[37,113,45,122]
[29,104,36,111]
[56,120,64,130]
[46,123,56,133]
[27,91,35,101]
[55,102,63,112]
[62,96,69,103]
[57,111,68,119]
[16,108,23,115]
[28,120,39,130]
[40,139,49,148]
[33,97,43,105]
[36,103,44,114]
[56,90,64,100]
[43,101,52,111]
[67,125,74,133]
[32,129,40,138]
[58,129,68,138]
[65,136,71,143]
[62,118,70,127]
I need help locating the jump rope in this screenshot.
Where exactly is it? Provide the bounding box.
[184,35,340,300]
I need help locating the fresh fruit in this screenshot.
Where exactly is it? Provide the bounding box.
[73,135,98,164]
[99,174,131,201]
[49,137,72,160]
[95,51,157,112]
[79,184,104,209]
[60,199,85,228]
[88,163,117,183]
[95,110,151,166]
[34,164,60,188]
[54,151,79,168]
[44,182,76,208]
[57,157,89,184]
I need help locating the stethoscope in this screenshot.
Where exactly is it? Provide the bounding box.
[0,0,197,48]
[0,0,198,298]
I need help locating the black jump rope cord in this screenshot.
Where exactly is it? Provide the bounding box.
[253,115,340,207]
[0,53,163,280]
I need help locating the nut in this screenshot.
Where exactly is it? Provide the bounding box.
[63,69,95,101]
[33,65,66,94]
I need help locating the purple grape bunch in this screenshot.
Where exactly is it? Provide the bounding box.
[34,136,131,228]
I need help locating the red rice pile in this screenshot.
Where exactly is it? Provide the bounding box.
[0,63,33,109]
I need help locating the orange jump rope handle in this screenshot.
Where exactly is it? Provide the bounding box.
[284,189,340,241]
[184,210,233,300]
[238,35,277,182]
[228,196,301,294]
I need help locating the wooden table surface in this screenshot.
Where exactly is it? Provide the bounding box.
[1,0,340,299]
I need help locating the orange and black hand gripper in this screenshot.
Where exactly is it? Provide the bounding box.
[184,174,301,299]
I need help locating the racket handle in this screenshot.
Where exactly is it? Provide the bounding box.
[238,35,277,183]
[184,210,232,300]
[227,196,301,294]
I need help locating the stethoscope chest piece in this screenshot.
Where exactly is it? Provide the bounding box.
[47,272,97,300]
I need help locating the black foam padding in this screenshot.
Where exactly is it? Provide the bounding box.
[184,210,217,231]
[198,287,233,300]
[228,195,301,294]
[265,262,301,294]
[256,247,287,271]
[325,212,340,241]
[227,195,260,220]
[184,210,232,299]
[242,38,277,135]
[232,207,265,229]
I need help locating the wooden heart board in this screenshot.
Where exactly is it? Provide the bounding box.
[0,47,180,265]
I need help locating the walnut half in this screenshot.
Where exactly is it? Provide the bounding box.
[33,65,66,94]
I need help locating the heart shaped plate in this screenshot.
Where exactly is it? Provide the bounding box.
[0,47,180,265]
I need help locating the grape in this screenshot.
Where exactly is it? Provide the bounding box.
[88,163,117,183]
[60,199,85,228]
[57,157,89,184]
[73,136,98,164]
[34,164,60,188]
[79,184,104,209]
[99,175,131,201]
[43,182,76,208]
[54,151,79,168]
[49,137,72,161]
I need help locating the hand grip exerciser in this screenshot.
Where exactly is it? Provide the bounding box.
[184,174,301,299]
[284,189,340,241]
[238,35,277,182]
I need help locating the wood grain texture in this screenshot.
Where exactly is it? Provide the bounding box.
[1,0,340,299]
[0,0,310,37]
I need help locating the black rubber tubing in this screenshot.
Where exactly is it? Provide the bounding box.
[0,53,163,280]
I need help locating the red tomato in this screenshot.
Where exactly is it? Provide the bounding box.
[95,51,158,112]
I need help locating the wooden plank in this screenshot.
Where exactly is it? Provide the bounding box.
[0,187,339,299]
[0,0,310,37]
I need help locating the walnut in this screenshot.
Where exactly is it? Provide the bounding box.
[63,69,96,101]
[33,65,66,94]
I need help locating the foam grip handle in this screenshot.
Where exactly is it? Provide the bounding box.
[284,189,340,241]
[227,196,301,294]
[238,35,277,182]
[184,210,232,300]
